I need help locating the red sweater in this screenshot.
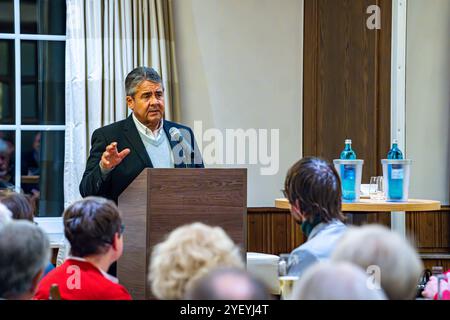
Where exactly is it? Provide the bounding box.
[34,259,132,300]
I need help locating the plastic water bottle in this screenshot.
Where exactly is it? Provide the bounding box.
[340,139,357,201]
[387,139,404,200]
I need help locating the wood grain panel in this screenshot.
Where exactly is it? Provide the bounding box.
[118,169,247,299]
[407,207,450,253]
[247,208,304,256]
[117,171,148,299]
[303,0,392,182]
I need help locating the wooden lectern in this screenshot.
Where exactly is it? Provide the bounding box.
[117,168,247,300]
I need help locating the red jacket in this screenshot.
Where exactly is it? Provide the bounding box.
[34,259,132,300]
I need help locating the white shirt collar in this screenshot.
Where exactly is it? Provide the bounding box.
[67,256,119,284]
[132,113,164,139]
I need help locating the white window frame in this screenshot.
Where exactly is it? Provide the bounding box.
[0,0,66,242]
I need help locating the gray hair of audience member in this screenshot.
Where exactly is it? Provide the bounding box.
[149,222,244,300]
[125,66,163,97]
[292,261,387,300]
[0,202,12,227]
[185,267,271,300]
[0,220,50,299]
[331,224,423,300]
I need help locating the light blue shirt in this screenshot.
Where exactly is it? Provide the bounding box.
[287,219,347,277]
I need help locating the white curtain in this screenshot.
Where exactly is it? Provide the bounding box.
[64,0,180,207]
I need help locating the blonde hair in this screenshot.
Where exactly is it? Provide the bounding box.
[331,225,423,300]
[149,222,244,299]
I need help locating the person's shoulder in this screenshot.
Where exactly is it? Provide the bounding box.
[290,243,316,260]
[93,117,130,136]
[34,262,70,300]
[321,220,347,234]
[165,119,192,132]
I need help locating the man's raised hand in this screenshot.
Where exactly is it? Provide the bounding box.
[100,142,131,170]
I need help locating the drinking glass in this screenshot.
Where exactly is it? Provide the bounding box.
[369,176,385,200]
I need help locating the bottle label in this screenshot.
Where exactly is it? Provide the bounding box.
[343,165,355,179]
[391,165,404,180]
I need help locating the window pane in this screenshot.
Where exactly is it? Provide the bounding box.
[21,40,65,125]
[21,131,64,217]
[0,0,14,33]
[0,40,15,124]
[0,131,15,190]
[20,0,66,35]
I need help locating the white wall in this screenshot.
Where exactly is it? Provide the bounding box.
[406,0,450,205]
[173,0,303,207]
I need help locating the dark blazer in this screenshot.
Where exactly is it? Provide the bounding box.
[79,115,204,203]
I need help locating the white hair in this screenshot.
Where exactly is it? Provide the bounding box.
[292,261,387,300]
[0,203,12,228]
[331,224,423,300]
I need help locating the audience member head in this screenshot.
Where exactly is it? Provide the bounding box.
[284,157,344,231]
[149,222,244,299]
[0,139,12,185]
[292,261,387,300]
[0,203,12,228]
[331,224,423,300]
[0,190,34,221]
[63,197,124,264]
[185,267,271,300]
[0,220,50,299]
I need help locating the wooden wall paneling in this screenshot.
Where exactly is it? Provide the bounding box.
[247,211,264,253]
[271,212,288,254]
[247,208,305,256]
[303,0,318,156]
[303,0,392,182]
[407,207,450,254]
[421,260,450,273]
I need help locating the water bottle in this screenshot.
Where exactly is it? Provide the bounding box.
[340,139,357,201]
[387,139,403,159]
[387,139,404,200]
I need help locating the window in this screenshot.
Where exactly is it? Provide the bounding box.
[0,0,66,217]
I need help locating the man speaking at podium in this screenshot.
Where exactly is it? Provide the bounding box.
[80,67,204,203]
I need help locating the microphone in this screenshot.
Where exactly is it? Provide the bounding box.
[169,127,193,166]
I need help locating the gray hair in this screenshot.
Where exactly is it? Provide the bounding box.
[0,203,12,228]
[331,224,423,300]
[0,221,50,299]
[292,261,387,300]
[185,267,270,300]
[125,66,163,97]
